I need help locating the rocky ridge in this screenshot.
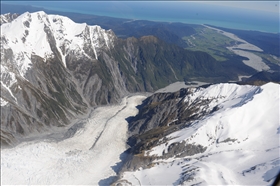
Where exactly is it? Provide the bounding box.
[0,11,248,147]
[114,82,280,185]
[0,13,19,25]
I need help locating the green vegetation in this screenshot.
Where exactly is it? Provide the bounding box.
[183,27,236,61]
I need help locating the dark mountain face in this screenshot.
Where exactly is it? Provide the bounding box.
[239,70,280,86]
[1,12,255,147]
[107,21,195,48]
[125,87,214,159]
[112,82,280,186]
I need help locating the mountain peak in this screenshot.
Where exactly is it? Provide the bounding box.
[1,11,116,78]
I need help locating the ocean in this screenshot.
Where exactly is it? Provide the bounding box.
[2,1,279,33]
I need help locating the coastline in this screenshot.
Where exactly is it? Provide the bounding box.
[1,2,279,34]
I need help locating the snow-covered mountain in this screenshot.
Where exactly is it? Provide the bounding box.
[1,11,279,185]
[1,11,239,147]
[1,82,279,185]
[1,11,119,146]
[0,13,19,25]
[1,11,115,70]
[115,83,280,185]
[1,11,115,98]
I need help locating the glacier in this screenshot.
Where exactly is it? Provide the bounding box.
[1,95,146,185]
[1,10,279,185]
[1,83,279,185]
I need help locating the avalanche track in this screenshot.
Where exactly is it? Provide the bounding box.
[1,95,146,185]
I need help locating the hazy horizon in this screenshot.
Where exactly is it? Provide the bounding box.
[1,1,279,33]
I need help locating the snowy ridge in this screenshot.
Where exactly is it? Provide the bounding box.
[0,11,115,107]
[0,13,18,25]
[183,83,261,116]
[119,83,280,185]
[0,14,9,24]
[1,11,114,70]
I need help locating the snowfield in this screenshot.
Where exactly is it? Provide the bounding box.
[1,83,279,185]
[1,11,115,106]
[119,83,280,185]
[1,95,146,185]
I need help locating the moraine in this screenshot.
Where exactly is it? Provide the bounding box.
[1,95,146,185]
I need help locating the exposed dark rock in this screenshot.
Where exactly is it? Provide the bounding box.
[163,142,206,158]
[0,13,19,25]
[23,20,30,28]
[117,86,219,175]
[239,70,280,86]
[218,138,237,143]
[121,153,156,172]
[0,12,255,148]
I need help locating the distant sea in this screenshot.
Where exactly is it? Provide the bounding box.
[2,1,279,33]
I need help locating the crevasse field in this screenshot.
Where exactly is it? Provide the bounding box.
[1,95,146,185]
[1,83,280,185]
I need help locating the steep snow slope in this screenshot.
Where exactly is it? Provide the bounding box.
[1,11,114,90]
[1,95,146,185]
[0,11,116,110]
[117,83,280,185]
[0,11,123,146]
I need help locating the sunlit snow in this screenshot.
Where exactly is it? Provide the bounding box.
[0,11,114,85]
[0,11,115,109]
[1,95,146,185]
[120,83,280,185]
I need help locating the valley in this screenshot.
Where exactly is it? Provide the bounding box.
[0,4,279,186]
[1,11,260,148]
[1,95,146,185]
[185,25,278,72]
[183,26,235,61]
[205,25,271,72]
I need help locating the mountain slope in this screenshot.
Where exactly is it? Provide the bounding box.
[1,11,116,146]
[0,13,19,25]
[115,82,280,185]
[1,11,246,147]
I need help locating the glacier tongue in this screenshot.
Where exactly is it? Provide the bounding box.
[1,95,146,185]
[117,83,280,185]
